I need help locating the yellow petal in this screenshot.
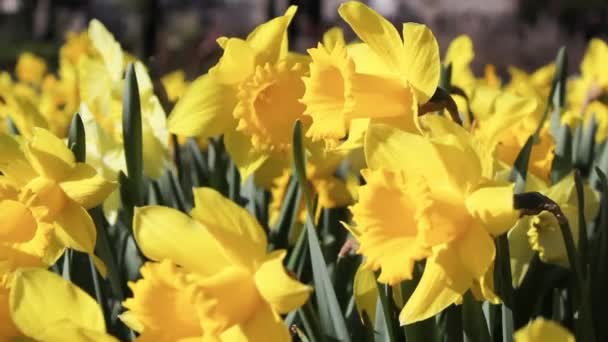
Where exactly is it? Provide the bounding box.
[365,123,481,194]
[0,285,20,339]
[322,27,346,50]
[508,217,535,287]
[0,134,36,186]
[339,1,404,72]
[88,19,123,82]
[10,268,107,341]
[353,265,378,325]
[246,6,297,64]
[133,206,227,276]
[400,252,466,324]
[477,92,538,153]
[25,127,75,181]
[513,318,574,342]
[220,304,291,342]
[224,130,268,182]
[351,169,430,284]
[191,187,267,268]
[254,250,312,314]
[466,183,518,236]
[445,35,474,71]
[142,119,170,179]
[167,73,237,139]
[346,43,393,76]
[581,38,608,84]
[313,176,353,208]
[15,52,47,85]
[198,265,261,334]
[212,38,257,85]
[0,200,37,243]
[59,163,116,209]
[53,199,97,254]
[31,323,118,342]
[445,35,476,89]
[454,223,495,280]
[402,23,440,103]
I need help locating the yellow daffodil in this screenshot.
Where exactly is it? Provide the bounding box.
[15,52,47,86]
[161,70,189,103]
[513,318,574,342]
[569,38,608,109]
[0,71,48,137]
[0,127,115,271]
[445,35,476,90]
[528,175,598,267]
[122,187,312,341]
[167,7,309,186]
[460,85,554,181]
[6,268,117,341]
[60,31,95,66]
[301,1,439,148]
[348,122,517,324]
[507,63,555,100]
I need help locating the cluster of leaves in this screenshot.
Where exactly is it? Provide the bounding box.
[2,1,608,342]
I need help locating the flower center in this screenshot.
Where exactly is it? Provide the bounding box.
[234,62,306,152]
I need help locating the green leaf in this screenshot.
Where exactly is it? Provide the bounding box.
[90,206,125,301]
[270,176,302,249]
[575,115,598,176]
[6,116,20,135]
[122,62,144,207]
[440,63,452,92]
[401,267,437,342]
[67,113,86,162]
[419,87,461,125]
[592,168,608,340]
[462,291,491,342]
[544,47,568,139]
[292,120,351,342]
[509,135,534,194]
[375,280,398,342]
[574,170,589,276]
[551,124,573,184]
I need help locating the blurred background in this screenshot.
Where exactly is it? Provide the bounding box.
[0,0,607,79]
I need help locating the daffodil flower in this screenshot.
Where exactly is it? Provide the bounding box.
[0,71,48,137]
[513,318,574,342]
[348,123,518,324]
[161,70,189,103]
[121,187,312,341]
[301,1,439,148]
[78,19,170,221]
[509,172,598,281]
[15,52,47,87]
[0,128,115,271]
[167,7,309,186]
[4,268,117,341]
[569,38,608,109]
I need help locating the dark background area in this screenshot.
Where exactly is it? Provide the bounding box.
[0,0,607,79]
